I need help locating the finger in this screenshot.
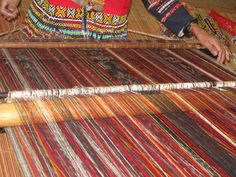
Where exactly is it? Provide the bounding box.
[0,1,6,11]
[4,14,14,20]
[0,3,18,18]
[216,48,224,64]
[205,42,218,57]
[8,4,17,12]
[221,49,226,64]
[225,48,232,62]
[6,16,16,21]
[208,39,227,64]
[0,2,10,16]
[10,9,18,18]
[0,9,16,18]
[4,10,18,20]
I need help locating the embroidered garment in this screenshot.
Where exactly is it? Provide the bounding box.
[23,0,194,39]
[142,0,194,37]
[23,0,129,39]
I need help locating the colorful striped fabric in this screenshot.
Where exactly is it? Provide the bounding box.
[1,48,236,176]
[6,88,236,176]
[0,48,235,92]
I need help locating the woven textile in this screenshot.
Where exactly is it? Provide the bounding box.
[1,48,236,176]
[0,48,235,92]
[6,88,236,176]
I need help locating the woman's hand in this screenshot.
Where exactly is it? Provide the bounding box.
[190,23,232,64]
[0,0,20,21]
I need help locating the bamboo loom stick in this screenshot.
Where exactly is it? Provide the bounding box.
[2,81,235,100]
[128,29,182,41]
[0,81,235,127]
[0,100,156,128]
[0,104,21,127]
[0,40,203,49]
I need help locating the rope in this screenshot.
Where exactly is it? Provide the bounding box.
[127,29,196,42]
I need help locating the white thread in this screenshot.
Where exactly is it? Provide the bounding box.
[6,81,236,102]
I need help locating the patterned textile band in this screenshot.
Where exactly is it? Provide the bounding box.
[23,0,128,39]
[1,48,235,94]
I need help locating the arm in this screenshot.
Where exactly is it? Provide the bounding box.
[142,0,231,63]
[189,23,231,64]
[0,0,20,21]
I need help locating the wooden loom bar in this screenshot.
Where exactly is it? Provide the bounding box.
[1,80,236,127]
[0,102,74,127]
[0,103,21,127]
[0,101,154,127]
[0,40,203,49]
